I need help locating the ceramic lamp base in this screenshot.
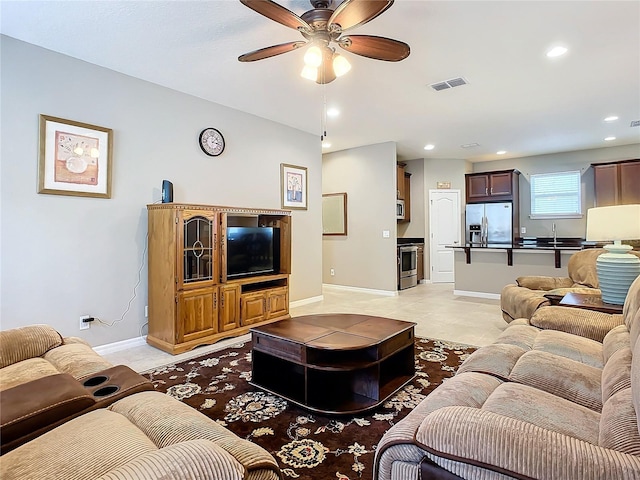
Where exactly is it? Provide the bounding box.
[596,243,640,305]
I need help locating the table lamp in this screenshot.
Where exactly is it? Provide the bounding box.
[586,204,640,305]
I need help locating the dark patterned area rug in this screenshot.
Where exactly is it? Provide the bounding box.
[143,337,475,480]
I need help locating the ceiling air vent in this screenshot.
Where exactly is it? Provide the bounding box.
[461,143,480,149]
[431,82,450,91]
[430,77,468,91]
[631,120,640,127]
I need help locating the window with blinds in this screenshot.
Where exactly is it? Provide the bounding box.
[530,170,582,219]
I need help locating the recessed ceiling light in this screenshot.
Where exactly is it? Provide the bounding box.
[604,136,616,141]
[604,116,619,122]
[496,150,507,155]
[322,142,331,148]
[546,46,568,58]
[326,108,340,118]
[424,144,435,151]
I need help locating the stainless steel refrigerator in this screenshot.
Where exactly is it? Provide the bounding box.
[465,202,513,244]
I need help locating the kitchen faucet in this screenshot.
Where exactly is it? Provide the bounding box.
[552,222,557,244]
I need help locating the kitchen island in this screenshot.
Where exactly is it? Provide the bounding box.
[448,239,595,298]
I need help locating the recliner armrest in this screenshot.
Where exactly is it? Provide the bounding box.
[530,306,623,342]
[516,275,573,290]
[1,373,95,453]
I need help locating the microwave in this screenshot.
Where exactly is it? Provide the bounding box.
[397,199,405,220]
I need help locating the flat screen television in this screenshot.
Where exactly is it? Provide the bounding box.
[226,226,280,279]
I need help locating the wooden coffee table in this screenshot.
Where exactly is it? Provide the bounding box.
[250,314,416,414]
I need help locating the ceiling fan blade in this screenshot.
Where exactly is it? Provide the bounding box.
[339,35,410,61]
[240,0,311,32]
[238,41,307,62]
[328,0,393,33]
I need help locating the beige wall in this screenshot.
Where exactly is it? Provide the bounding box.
[472,145,640,238]
[453,249,573,296]
[322,142,398,292]
[0,36,322,345]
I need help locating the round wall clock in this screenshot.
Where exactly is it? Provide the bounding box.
[199,128,225,156]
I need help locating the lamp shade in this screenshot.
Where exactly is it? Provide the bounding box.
[586,204,640,242]
[585,204,640,305]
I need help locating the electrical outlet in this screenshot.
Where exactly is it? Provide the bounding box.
[330,268,335,276]
[79,315,91,330]
[382,230,390,238]
[145,305,148,318]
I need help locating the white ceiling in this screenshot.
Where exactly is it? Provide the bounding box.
[2,0,639,162]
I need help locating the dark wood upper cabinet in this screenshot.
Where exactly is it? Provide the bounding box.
[620,161,640,205]
[593,159,640,206]
[465,169,520,203]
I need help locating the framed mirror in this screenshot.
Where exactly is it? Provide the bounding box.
[322,193,347,236]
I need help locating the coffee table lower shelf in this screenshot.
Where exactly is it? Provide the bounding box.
[251,343,415,415]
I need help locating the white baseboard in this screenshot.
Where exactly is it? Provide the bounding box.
[94,336,147,356]
[290,295,324,308]
[322,283,398,297]
[453,290,501,300]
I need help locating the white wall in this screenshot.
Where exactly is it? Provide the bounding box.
[0,36,322,345]
[322,142,398,292]
[422,158,469,280]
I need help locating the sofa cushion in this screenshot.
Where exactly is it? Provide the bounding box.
[0,409,157,479]
[509,351,602,411]
[599,388,640,455]
[0,325,62,369]
[481,382,600,444]
[602,347,632,403]
[107,391,281,477]
[43,343,113,379]
[95,440,245,480]
[0,358,61,392]
[532,329,603,368]
[567,249,603,288]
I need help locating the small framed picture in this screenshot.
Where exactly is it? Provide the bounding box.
[281,163,308,210]
[38,114,113,198]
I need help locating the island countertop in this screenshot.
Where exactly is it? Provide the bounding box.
[446,238,597,268]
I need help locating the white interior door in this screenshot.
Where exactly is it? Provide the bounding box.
[428,190,461,283]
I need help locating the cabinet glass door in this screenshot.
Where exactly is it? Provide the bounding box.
[183,216,214,284]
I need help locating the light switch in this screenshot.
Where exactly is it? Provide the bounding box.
[383,230,390,238]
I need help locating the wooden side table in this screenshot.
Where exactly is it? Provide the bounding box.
[559,293,624,314]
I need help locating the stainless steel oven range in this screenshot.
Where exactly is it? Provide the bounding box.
[398,245,418,290]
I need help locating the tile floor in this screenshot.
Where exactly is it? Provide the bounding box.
[104,282,507,373]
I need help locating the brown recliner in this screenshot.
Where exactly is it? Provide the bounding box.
[500,249,607,323]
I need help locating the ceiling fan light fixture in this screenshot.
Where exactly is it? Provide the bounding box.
[304,45,323,67]
[301,65,318,81]
[333,53,351,77]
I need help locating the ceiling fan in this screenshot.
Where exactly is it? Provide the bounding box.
[238,0,410,84]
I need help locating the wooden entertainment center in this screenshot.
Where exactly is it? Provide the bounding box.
[146,203,291,354]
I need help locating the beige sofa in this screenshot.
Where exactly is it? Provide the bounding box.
[374,274,640,479]
[500,248,608,323]
[0,324,282,480]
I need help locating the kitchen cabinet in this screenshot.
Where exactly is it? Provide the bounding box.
[593,159,640,206]
[401,172,411,223]
[465,170,520,203]
[397,163,406,199]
